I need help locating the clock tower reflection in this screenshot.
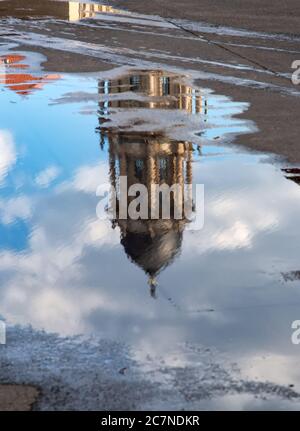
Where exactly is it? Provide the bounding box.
[97,70,204,296]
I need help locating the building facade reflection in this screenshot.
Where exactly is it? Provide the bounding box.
[0,1,123,22]
[0,54,60,95]
[98,70,204,114]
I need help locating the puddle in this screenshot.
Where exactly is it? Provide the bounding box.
[0,53,60,94]
[0,0,125,22]
[1,51,300,405]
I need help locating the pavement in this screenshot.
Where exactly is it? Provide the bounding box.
[113,0,300,35]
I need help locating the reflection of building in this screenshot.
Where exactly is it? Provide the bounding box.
[68,3,121,21]
[0,1,123,22]
[104,129,194,296]
[0,54,60,95]
[282,168,300,186]
[96,71,204,295]
[98,71,203,114]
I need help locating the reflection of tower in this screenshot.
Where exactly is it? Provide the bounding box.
[96,70,203,296]
[105,130,194,297]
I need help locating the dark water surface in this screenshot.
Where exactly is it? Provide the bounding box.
[1,49,300,396]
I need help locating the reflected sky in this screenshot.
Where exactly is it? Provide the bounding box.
[1,50,300,392]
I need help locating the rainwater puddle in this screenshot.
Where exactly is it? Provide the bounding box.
[1,50,300,397]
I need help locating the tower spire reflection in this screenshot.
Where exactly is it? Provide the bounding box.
[105,130,194,297]
[98,71,207,296]
[97,70,203,296]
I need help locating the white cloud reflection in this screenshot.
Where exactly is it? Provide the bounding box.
[0,195,32,225]
[35,165,61,188]
[0,154,299,346]
[0,130,16,186]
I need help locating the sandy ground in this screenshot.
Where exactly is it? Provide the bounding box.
[0,384,39,411]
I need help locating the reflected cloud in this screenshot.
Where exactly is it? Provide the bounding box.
[35,166,61,188]
[72,162,108,194]
[0,195,31,225]
[0,130,16,186]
